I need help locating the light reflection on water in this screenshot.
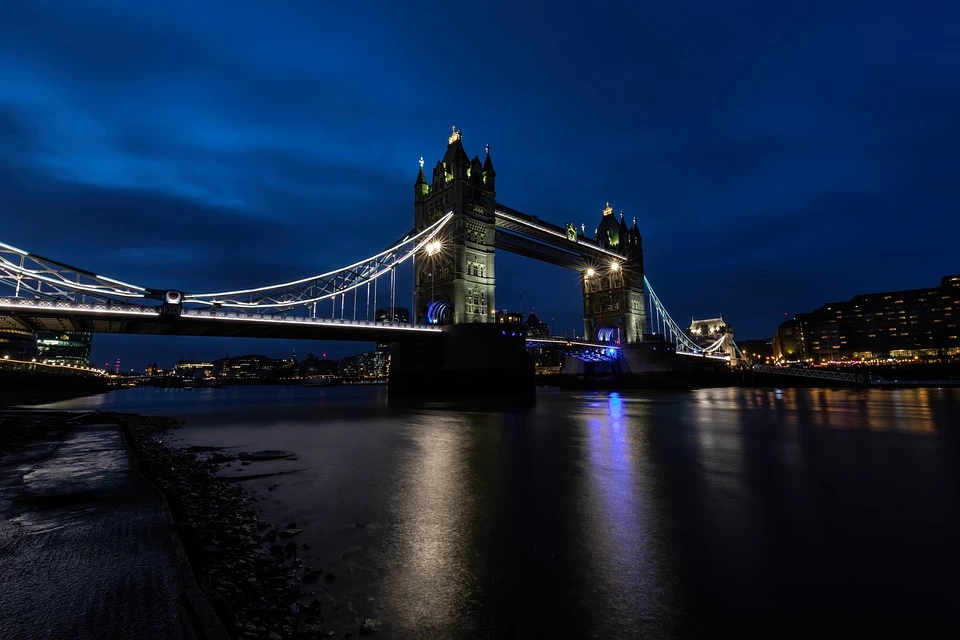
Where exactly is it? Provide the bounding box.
[381,413,473,634]
[42,385,960,637]
[577,393,675,637]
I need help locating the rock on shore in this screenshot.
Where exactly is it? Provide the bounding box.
[117,413,331,639]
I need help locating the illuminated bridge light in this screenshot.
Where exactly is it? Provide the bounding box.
[586,268,595,277]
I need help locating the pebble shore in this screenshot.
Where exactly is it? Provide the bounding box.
[117,413,345,639]
[2,408,380,638]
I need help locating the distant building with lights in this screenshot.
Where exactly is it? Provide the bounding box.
[375,307,410,323]
[0,328,39,360]
[496,311,524,324]
[773,318,804,362]
[36,331,92,366]
[525,312,550,337]
[340,348,390,382]
[774,274,960,363]
[213,354,295,380]
[687,317,737,364]
[175,360,216,381]
[737,339,774,366]
[524,313,561,373]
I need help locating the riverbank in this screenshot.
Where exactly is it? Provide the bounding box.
[0,410,200,639]
[117,412,333,639]
[0,410,335,639]
[0,370,111,407]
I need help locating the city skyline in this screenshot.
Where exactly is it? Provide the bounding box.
[2,1,958,368]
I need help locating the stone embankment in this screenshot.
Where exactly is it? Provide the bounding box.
[118,413,333,639]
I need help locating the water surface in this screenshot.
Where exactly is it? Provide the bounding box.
[48,385,960,637]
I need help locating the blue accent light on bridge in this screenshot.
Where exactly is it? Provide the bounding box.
[426,299,450,324]
[597,325,621,344]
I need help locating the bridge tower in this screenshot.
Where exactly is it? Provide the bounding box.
[582,204,647,344]
[413,127,496,325]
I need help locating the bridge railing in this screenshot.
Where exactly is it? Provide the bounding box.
[0,296,442,332]
[750,364,863,382]
[1,241,147,303]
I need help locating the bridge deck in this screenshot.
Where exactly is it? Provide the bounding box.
[0,298,441,342]
[495,204,627,269]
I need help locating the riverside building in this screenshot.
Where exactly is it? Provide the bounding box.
[774,274,960,363]
[35,331,92,366]
[0,328,39,360]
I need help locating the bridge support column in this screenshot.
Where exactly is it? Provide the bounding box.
[620,342,686,376]
[388,322,534,402]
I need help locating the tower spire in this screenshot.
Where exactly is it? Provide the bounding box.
[414,156,428,200]
[482,142,496,191]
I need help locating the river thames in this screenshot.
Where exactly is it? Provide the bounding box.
[47,385,960,638]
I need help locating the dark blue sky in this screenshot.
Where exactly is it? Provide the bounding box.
[2,1,957,369]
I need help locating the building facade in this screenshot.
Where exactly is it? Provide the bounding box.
[0,328,39,360]
[688,316,738,363]
[340,349,390,381]
[36,331,92,366]
[774,274,960,363]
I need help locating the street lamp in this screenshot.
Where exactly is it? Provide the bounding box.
[586,268,595,277]
[610,261,620,272]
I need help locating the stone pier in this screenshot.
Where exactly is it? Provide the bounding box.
[389,323,534,401]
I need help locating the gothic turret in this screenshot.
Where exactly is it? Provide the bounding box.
[442,126,470,181]
[414,157,429,201]
[595,202,620,249]
[630,216,644,267]
[470,155,484,187]
[482,143,496,192]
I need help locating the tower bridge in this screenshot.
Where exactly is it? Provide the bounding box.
[1,127,738,397]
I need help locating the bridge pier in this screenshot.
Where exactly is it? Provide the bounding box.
[388,322,534,402]
[557,340,692,389]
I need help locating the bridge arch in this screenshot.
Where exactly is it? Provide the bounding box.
[596,324,622,345]
[425,297,452,325]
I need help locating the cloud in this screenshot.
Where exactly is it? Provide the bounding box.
[3,0,959,363]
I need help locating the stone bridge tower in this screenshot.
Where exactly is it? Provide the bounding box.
[413,127,497,325]
[581,203,647,344]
